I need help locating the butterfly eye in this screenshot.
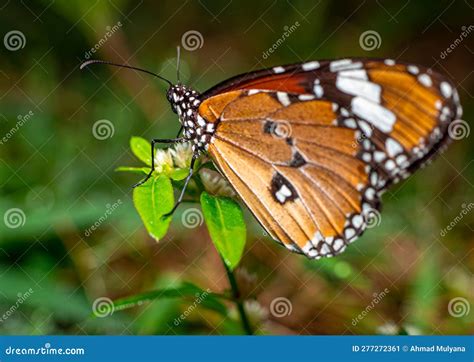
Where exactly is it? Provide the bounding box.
[166,90,178,113]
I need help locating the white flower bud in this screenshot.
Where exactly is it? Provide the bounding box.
[170,142,193,169]
[154,149,174,173]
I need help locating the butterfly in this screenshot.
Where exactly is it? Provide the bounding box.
[81,53,463,259]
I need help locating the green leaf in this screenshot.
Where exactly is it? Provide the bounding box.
[130,136,152,165]
[200,192,246,270]
[112,282,228,316]
[170,167,190,181]
[115,166,151,174]
[133,174,174,241]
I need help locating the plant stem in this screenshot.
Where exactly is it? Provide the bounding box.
[222,261,253,335]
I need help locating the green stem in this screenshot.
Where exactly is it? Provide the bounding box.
[222,260,253,335]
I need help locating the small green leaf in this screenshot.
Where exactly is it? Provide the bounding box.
[112,282,228,316]
[130,136,152,165]
[200,192,246,270]
[170,167,190,181]
[115,166,151,174]
[133,174,174,241]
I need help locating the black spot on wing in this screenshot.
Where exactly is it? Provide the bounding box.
[290,152,306,167]
[263,121,276,134]
[270,173,298,204]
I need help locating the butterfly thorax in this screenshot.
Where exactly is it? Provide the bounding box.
[167,85,215,153]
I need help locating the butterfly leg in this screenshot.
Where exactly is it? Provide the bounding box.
[163,155,197,217]
[132,137,184,188]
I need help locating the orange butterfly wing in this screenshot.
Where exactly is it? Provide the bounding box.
[198,59,462,258]
[202,91,381,258]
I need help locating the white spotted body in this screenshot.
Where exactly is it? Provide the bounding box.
[167,85,214,153]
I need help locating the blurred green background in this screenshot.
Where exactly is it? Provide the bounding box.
[0,0,472,335]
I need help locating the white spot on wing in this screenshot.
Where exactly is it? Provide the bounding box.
[277,92,291,106]
[418,73,432,87]
[386,138,403,157]
[396,154,409,167]
[298,94,315,101]
[330,59,362,72]
[359,121,373,137]
[351,97,396,132]
[338,69,368,80]
[313,83,324,98]
[336,76,381,103]
[385,159,396,171]
[440,81,452,98]
[365,187,375,200]
[352,215,363,228]
[407,65,419,75]
[344,118,357,128]
[320,244,331,255]
[345,228,356,240]
[275,184,292,203]
[302,61,320,71]
[273,66,285,74]
[311,231,323,248]
[333,239,344,250]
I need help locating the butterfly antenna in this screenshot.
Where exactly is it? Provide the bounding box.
[80,59,173,87]
[176,45,181,84]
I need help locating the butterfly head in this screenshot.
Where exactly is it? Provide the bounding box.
[166,85,200,118]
